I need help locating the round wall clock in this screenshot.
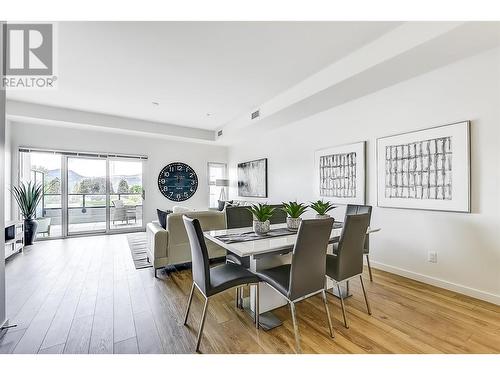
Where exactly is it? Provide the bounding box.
[158,162,198,202]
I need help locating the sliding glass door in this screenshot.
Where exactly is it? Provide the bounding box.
[19,151,63,239]
[67,156,107,235]
[109,158,143,231]
[19,149,145,238]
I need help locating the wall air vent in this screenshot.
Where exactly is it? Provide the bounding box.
[251,110,260,120]
[217,129,223,137]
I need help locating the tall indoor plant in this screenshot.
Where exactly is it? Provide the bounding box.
[310,200,336,219]
[11,181,43,245]
[247,203,275,235]
[282,201,308,230]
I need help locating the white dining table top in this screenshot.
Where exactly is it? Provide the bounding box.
[204,223,380,258]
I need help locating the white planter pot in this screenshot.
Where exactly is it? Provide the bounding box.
[286,217,302,231]
[315,214,331,219]
[253,220,270,235]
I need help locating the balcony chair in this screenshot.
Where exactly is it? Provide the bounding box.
[112,200,136,224]
[36,217,51,237]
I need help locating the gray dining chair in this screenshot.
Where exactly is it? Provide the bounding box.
[326,213,371,328]
[345,204,374,281]
[225,204,287,308]
[182,216,261,352]
[255,218,335,353]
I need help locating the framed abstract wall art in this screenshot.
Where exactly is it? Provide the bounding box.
[237,158,268,197]
[314,141,366,205]
[376,121,470,212]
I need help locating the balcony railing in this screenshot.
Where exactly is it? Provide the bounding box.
[39,193,143,226]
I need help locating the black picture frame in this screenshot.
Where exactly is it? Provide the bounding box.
[237,158,268,198]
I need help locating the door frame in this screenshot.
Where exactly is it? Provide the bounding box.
[65,154,108,237]
[18,147,146,239]
[107,156,146,235]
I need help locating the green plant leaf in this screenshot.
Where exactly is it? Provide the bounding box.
[310,200,336,215]
[281,201,308,218]
[10,181,43,219]
[246,203,275,222]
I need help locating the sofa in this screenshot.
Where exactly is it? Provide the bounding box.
[146,210,227,277]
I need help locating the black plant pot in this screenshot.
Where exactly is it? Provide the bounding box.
[24,218,38,246]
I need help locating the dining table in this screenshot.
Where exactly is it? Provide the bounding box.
[204,222,381,330]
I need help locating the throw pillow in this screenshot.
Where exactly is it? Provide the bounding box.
[157,209,172,229]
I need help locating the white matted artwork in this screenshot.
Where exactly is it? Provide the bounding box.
[314,141,366,205]
[377,121,470,212]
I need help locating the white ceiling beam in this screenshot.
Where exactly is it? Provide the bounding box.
[219,21,500,143]
[6,100,217,143]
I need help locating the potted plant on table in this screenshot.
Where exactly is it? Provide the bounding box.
[310,200,336,219]
[247,203,275,235]
[282,201,308,231]
[11,181,43,246]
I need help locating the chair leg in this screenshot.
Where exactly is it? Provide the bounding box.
[254,283,260,329]
[366,254,373,282]
[195,297,209,353]
[337,283,349,328]
[321,290,335,338]
[290,302,301,353]
[359,275,372,315]
[235,288,240,308]
[183,283,195,325]
[239,287,244,309]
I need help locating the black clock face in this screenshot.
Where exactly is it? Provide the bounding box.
[158,162,198,202]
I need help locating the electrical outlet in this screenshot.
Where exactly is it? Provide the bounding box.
[428,251,438,263]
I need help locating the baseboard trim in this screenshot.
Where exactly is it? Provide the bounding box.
[370,260,500,306]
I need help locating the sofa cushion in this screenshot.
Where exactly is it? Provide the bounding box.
[156,209,173,229]
[173,205,192,213]
[166,210,227,265]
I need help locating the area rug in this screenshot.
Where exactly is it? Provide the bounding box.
[127,233,152,269]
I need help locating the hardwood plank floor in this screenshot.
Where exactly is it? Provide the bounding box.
[63,314,93,354]
[1,234,498,354]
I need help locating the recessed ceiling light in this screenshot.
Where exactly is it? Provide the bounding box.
[206,113,212,117]
[152,101,159,106]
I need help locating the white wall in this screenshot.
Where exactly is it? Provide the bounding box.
[9,122,228,225]
[228,48,500,304]
[4,120,11,221]
[0,20,6,328]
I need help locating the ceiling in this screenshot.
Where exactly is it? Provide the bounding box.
[6,21,401,130]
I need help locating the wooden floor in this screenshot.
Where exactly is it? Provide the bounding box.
[1,234,499,354]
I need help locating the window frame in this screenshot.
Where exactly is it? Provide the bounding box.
[207,162,228,209]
